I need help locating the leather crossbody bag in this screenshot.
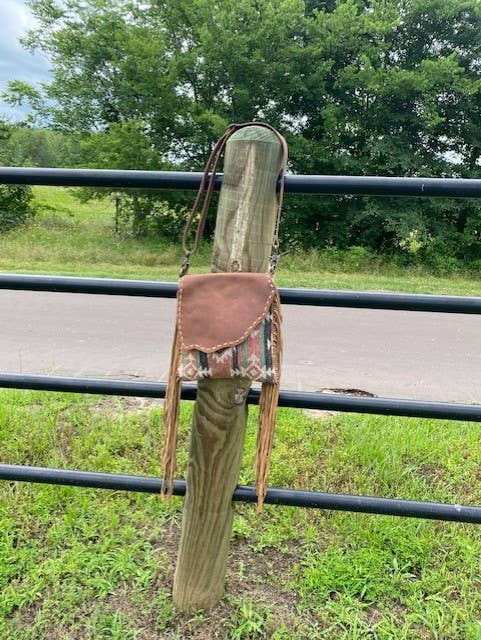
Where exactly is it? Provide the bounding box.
[162,122,287,510]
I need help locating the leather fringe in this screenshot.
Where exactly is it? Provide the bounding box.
[255,292,282,512]
[161,322,182,499]
[162,291,282,511]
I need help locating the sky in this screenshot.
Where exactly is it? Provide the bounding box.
[0,0,51,121]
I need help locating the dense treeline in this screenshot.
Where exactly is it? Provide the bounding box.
[4,0,481,267]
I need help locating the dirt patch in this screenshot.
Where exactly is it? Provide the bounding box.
[416,463,446,484]
[90,395,165,415]
[15,516,314,639]
[156,540,308,640]
[150,520,307,639]
[303,408,339,420]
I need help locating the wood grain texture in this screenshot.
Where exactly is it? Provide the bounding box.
[212,126,284,274]
[173,125,283,610]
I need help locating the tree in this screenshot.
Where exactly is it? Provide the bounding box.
[283,0,481,258]
[0,184,34,232]
[5,0,481,263]
[0,122,35,232]
[8,0,303,161]
[77,120,175,235]
[2,125,78,167]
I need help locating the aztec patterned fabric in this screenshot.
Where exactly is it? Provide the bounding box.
[179,305,277,383]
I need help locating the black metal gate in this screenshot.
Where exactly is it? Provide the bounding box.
[1,167,481,523]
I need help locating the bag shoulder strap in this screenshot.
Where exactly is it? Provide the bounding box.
[180,122,288,276]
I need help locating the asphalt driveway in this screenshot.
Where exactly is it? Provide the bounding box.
[1,290,480,402]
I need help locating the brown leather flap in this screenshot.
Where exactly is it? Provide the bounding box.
[178,272,276,352]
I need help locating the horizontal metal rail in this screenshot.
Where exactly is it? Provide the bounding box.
[3,273,481,313]
[2,373,481,421]
[3,166,481,197]
[1,463,481,523]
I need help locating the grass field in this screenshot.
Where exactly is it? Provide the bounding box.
[0,186,480,295]
[2,187,481,638]
[2,390,481,638]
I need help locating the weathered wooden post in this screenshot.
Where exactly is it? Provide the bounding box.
[172,125,284,610]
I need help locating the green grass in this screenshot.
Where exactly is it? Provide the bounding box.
[2,389,481,638]
[0,187,185,280]
[1,186,480,295]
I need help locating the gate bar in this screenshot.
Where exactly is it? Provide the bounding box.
[3,166,481,197]
[1,373,481,422]
[2,274,481,313]
[1,463,480,523]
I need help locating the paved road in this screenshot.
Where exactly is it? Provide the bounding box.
[1,290,480,402]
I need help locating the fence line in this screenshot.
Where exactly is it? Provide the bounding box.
[2,166,481,524]
[3,166,481,197]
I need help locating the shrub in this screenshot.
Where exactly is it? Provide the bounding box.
[112,192,191,241]
[0,184,34,232]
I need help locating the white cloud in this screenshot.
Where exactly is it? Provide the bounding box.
[0,0,51,121]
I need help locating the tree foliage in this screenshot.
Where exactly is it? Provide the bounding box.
[5,0,481,262]
[0,184,34,232]
[2,125,78,167]
[0,122,35,232]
